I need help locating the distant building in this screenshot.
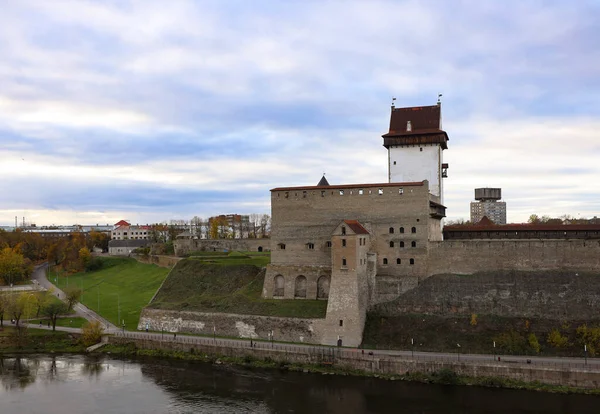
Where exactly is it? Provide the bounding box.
[470,188,507,224]
[111,220,150,240]
[108,239,149,256]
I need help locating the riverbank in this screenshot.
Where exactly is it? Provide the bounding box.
[99,335,600,394]
[0,326,85,353]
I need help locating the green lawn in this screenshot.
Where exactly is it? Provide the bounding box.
[51,257,169,330]
[30,317,88,329]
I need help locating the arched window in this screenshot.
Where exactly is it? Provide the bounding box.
[411,227,416,234]
[400,241,405,248]
[294,275,307,298]
[317,276,330,299]
[389,227,394,234]
[400,227,405,233]
[411,241,416,248]
[396,258,401,264]
[389,241,394,248]
[273,275,285,297]
[342,258,347,266]
[383,258,388,265]
[409,258,415,265]
[258,246,263,252]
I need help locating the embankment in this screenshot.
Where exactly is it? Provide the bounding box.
[106,334,600,390]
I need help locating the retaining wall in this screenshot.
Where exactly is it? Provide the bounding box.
[108,335,600,389]
[138,308,325,344]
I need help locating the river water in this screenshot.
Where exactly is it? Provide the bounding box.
[0,354,598,413]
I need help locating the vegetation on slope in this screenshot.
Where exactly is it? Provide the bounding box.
[148,255,327,318]
[362,312,600,358]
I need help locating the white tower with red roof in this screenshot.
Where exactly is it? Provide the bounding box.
[382,101,449,203]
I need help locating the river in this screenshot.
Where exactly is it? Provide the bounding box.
[0,354,598,413]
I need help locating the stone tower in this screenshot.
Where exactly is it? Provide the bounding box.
[382,102,449,203]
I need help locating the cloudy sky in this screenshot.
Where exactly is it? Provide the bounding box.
[1,0,599,226]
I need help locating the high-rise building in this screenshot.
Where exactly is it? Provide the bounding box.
[470,188,507,224]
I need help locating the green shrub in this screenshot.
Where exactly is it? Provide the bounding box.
[434,368,460,385]
[547,329,569,348]
[528,333,541,353]
[493,330,527,354]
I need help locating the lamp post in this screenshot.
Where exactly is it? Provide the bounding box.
[457,343,461,361]
[493,341,496,361]
[411,338,414,358]
[585,344,588,365]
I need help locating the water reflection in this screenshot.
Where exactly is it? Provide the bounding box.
[0,356,37,390]
[0,354,599,413]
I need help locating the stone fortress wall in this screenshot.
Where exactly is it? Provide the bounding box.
[174,238,270,256]
[264,181,438,305]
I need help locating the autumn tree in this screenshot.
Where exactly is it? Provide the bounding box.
[89,230,109,252]
[0,247,27,286]
[43,302,68,331]
[79,247,92,270]
[8,293,35,327]
[260,214,271,238]
[47,241,66,266]
[64,287,82,311]
[32,289,53,318]
[81,320,104,346]
[0,293,7,327]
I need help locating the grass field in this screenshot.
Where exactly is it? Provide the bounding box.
[51,257,169,330]
[30,317,88,329]
[149,255,327,318]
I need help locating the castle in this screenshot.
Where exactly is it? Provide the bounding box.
[263,103,449,346]
[262,102,600,347]
[168,101,600,346]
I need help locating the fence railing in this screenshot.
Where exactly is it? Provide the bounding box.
[113,331,600,372]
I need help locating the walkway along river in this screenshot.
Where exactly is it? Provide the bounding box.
[110,330,600,390]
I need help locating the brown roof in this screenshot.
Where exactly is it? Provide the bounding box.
[477,216,494,226]
[271,181,424,192]
[343,220,369,234]
[388,105,441,134]
[444,223,600,232]
[382,104,449,149]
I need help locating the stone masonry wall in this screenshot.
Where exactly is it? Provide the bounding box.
[377,270,600,319]
[262,264,331,300]
[428,240,600,276]
[138,308,326,344]
[174,239,271,256]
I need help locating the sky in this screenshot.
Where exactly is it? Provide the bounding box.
[1,0,599,226]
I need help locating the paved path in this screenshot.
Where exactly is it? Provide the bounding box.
[31,263,119,333]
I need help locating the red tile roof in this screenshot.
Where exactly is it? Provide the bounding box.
[114,220,130,226]
[444,223,600,232]
[343,220,369,235]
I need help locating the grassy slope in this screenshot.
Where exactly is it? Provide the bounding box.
[149,256,327,318]
[53,257,169,330]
